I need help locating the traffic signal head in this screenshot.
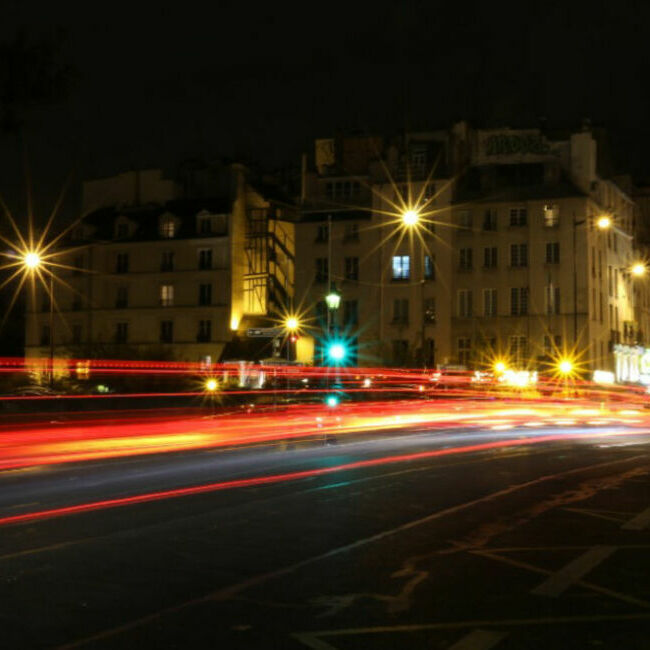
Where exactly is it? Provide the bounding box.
[327,341,347,363]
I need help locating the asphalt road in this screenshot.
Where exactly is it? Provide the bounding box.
[2,421,650,649]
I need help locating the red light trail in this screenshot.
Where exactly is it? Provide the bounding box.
[0,429,644,528]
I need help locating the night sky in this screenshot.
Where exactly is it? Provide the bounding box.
[1,0,650,224]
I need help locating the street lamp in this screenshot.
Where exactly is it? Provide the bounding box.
[572,215,611,347]
[558,359,573,376]
[632,262,647,277]
[596,215,612,230]
[325,287,341,312]
[23,251,41,269]
[22,250,55,387]
[284,315,300,363]
[402,209,420,227]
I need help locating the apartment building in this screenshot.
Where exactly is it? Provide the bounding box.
[295,131,452,366]
[25,164,296,363]
[296,124,650,374]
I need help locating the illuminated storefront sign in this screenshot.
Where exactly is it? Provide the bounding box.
[614,344,650,385]
[592,370,615,385]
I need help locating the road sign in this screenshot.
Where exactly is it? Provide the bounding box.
[246,327,282,338]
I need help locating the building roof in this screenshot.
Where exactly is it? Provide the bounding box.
[298,208,372,223]
[80,197,232,242]
[454,181,587,204]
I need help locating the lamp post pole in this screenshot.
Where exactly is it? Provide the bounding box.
[327,214,332,337]
[573,218,579,347]
[49,273,55,388]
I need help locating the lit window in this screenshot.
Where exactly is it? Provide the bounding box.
[544,204,559,227]
[392,255,410,280]
[161,219,176,238]
[545,285,560,314]
[424,255,435,280]
[160,285,174,307]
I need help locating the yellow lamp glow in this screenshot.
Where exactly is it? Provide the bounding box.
[285,316,299,331]
[23,251,41,269]
[205,378,218,392]
[632,263,646,277]
[402,210,419,226]
[558,359,573,376]
[494,361,507,374]
[596,216,612,230]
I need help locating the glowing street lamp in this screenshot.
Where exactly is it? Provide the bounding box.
[493,360,507,374]
[20,249,55,386]
[558,359,573,376]
[325,287,341,311]
[632,262,647,277]
[596,215,612,230]
[328,342,347,363]
[23,251,42,270]
[402,209,420,227]
[285,316,299,332]
[205,378,218,392]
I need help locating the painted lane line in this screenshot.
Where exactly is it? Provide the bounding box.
[291,613,650,642]
[475,550,650,609]
[56,455,647,650]
[448,628,508,650]
[531,546,616,597]
[292,633,340,649]
[622,506,650,530]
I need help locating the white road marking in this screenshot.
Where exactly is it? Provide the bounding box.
[291,612,650,641]
[57,454,647,649]
[622,506,650,531]
[531,546,616,597]
[475,550,650,609]
[563,507,627,523]
[448,628,507,650]
[292,633,340,649]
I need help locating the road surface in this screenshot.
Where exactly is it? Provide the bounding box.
[1,414,650,648]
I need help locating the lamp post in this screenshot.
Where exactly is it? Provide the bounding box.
[284,316,299,363]
[400,208,423,367]
[573,215,611,347]
[23,251,55,387]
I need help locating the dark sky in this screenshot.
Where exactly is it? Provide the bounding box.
[2,0,650,223]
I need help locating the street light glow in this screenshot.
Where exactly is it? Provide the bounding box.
[632,262,646,277]
[23,251,41,269]
[493,361,507,374]
[558,359,573,376]
[285,316,299,331]
[402,209,419,226]
[325,290,341,311]
[596,216,612,230]
[328,343,346,361]
[205,378,218,392]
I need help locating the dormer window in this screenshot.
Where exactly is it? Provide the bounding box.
[198,217,212,235]
[160,218,176,238]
